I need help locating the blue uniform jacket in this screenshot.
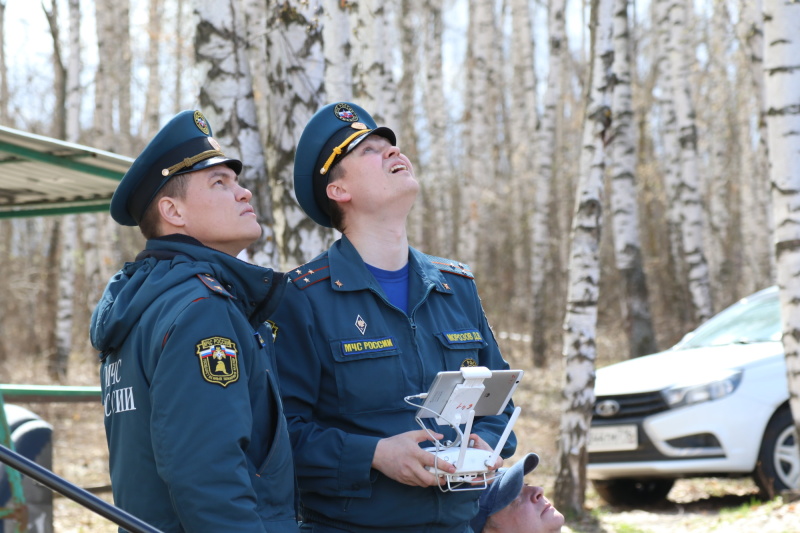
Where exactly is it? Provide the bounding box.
[90,235,299,533]
[272,236,516,533]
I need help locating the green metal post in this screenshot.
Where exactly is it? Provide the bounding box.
[0,389,27,532]
[0,384,101,403]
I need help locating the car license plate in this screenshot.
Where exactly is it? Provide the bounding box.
[588,425,638,452]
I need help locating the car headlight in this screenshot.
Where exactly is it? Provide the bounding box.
[661,370,743,408]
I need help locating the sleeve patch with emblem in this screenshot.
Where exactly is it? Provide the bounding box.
[196,336,239,387]
[266,320,279,342]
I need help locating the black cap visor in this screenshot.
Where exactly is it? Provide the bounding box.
[312,126,396,216]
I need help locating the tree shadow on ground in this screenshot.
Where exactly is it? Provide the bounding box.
[657,491,763,512]
[567,489,767,532]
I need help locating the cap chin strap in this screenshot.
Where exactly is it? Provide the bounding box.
[319,129,371,175]
[162,149,225,177]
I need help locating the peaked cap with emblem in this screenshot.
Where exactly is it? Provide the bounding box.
[294,102,396,228]
[110,110,243,226]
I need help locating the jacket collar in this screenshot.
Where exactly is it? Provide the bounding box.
[327,235,453,296]
[142,235,285,324]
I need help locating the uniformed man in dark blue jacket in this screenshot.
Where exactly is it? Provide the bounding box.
[272,102,517,532]
[90,110,299,532]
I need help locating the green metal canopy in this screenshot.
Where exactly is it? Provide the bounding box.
[0,125,132,219]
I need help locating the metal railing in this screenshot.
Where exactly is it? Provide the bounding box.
[0,384,161,532]
[0,385,101,403]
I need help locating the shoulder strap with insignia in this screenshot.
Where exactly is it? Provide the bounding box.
[427,255,474,279]
[288,257,331,290]
[196,273,234,298]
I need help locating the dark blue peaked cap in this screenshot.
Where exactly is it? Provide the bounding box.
[470,453,540,532]
[294,102,395,228]
[110,110,243,226]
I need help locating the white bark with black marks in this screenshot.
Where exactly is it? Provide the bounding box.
[668,0,713,323]
[555,0,614,514]
[609,0,656,357]
[764,0,800,453]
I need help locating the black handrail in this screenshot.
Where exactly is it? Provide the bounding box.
[0,444,162,533]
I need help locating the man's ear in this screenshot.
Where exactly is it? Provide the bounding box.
[326,181,352,204]
[158,196,186,228]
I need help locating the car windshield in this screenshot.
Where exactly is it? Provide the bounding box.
[677,290,782,348]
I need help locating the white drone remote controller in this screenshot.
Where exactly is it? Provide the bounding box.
[424,446,495,482]
[417,366,522,491]
[424,406,521,486]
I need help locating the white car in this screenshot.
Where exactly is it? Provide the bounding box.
[588,286,799,506]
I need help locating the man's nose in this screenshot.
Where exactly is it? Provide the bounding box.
[238,185,253,201]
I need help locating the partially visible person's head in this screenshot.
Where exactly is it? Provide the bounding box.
[149,163,260,256]
[111,110,243,233]
[471,453,565,533]
[325,162,346,231]
[293,101,397,231]
[138,172,190,239]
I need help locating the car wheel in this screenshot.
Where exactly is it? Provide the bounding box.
[591,478,674,507]
[753,406,799,498]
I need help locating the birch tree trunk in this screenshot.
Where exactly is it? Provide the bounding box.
[654,0,687,317]
[703,1,735,302]
[42,0,66,140]
[172,0,189,113]
[241,0,270,161]
[52,215,76,379]
[508,0,537,315]
[115,0,132,153]
[554,0,614,514]
[143,0,164,138]
[94,0,132,154]
[44,220,61,376]
[737,0,774,294]
[351,0,399,128]
[531,0,567,367]
[71,0,108,356]
[43,0,75,379]
[484,5,506,280]
[398,0,423,245]
[195,0,279,267]
[0,0,7,125]
[94,0,113,150]
[323,0,353,101]
[461,0,498,267]
[66,0,80,142]
[764,0,800,453]
[0,0,5,351]
[265,0,332,267]
[609,0,656,357]
[669,0,713,323]
[422,0,453,258]
[69,0,115,342]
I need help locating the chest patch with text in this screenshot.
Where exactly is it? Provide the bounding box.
[442,330,483,345]
[340,336,397,356]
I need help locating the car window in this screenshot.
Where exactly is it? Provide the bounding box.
[677,292,781,348]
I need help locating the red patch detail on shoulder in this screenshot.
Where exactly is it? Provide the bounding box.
[290,265,331,290]
[196,274,233,298]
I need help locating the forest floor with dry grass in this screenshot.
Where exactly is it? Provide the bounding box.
[3,337,800,532]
